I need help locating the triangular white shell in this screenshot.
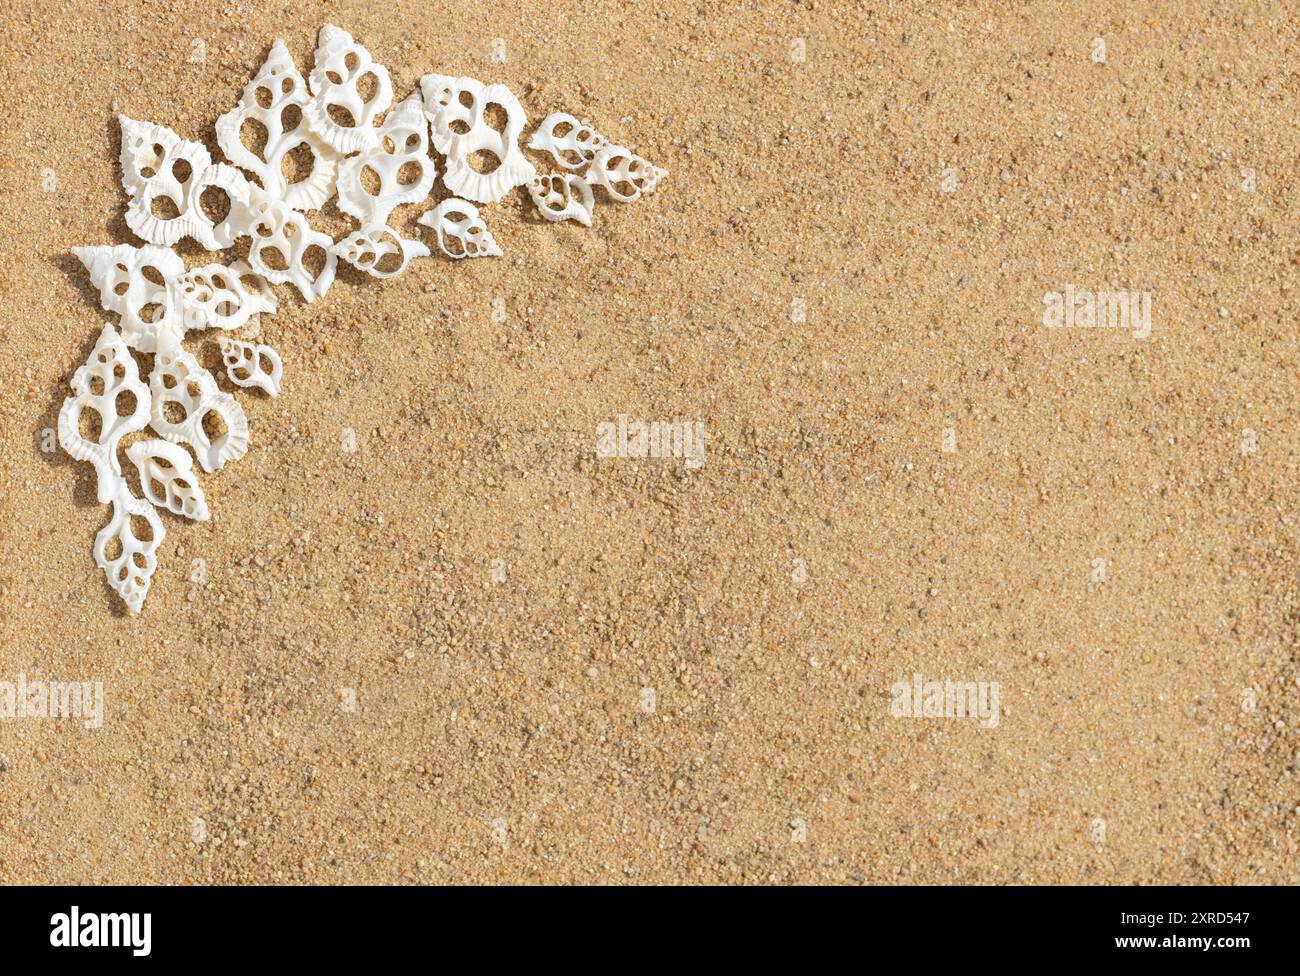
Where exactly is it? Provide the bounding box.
[336,92,435,224]
[169,260,277,334]
[528,113,608,170]
[331,223,430,278]
[240,188,337,302]
[118,116,252,249]
[149,338,249,472]
[417,198,503,259]
[126,439,210,521]
[419,74,534,203]
[587,143,668,203]
[73,244,185,353]
[57,323,152,503]
[219,336,284,396]
[527,173,595,227]
[215,39,343,211]
[94,485,165,615]
[304,24,393,155]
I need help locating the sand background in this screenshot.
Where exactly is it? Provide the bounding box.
[0,0,1296,883]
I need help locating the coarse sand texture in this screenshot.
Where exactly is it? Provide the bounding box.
[0,2,1296,884]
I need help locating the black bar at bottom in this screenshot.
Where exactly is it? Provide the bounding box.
[0,884,1283,962]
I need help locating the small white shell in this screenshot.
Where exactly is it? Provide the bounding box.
[57,323,152,503]
[73,244,185,353]
[304,24,393,155]
[219,336,283,397]
[528,113,608,170]
[168,260,277,334]
[331,224,430,279]
[95,485,165,615]
[149,339,249,473]
[419,74,535,204]
[216,39,342,211]
[336,92,436,225]
[527,173,595,227]
[239,188,337,302]
[528,114,665,203]
[587,144,668,203]
[126,439,210,521]
[417,198,503,259]
[118,116,251,249]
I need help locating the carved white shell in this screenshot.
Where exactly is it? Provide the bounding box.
[216,39,342,211]
[527,173,595,227]
[73,244,185,353]
[304,24,393,155]
[219,336,284,397]
[331,224,430,278]
[336,92,436,225]
[126,439,210,521]
[417,198,502,259]
[118,116,252,249]
[168,260,277,334]
[587,143,668,203]
[149,339,249,472]
[419,74,535,203]
[95,485,165,615]
[57,323,152,503]
[239,188,337,302]
[528,113,608,170]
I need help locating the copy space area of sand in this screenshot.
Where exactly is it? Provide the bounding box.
[0,1,1296,884]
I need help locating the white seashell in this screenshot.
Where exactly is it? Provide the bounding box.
[331,223,430,279]
[168,260,277,334]
[336,92,436,225]
[419,74,535,204]
[586,143,668,203]
[417,198,503,259]
[528,113,608,170]
[57,323,152,503]
[216,39,343,211]
[149,337,249,473]
[528,113,666,203]
[527,173,595,227]
[73,244,185,353]
[219,336,283,397]
[118,116,252,249]
[125,439,210,521]
[238,188,337,302]
[304,24,393,155]
[95,484,165,615]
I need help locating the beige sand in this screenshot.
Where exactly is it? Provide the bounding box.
[0,1,1296,884]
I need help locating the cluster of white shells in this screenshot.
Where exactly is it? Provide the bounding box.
[61,24,667,614]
